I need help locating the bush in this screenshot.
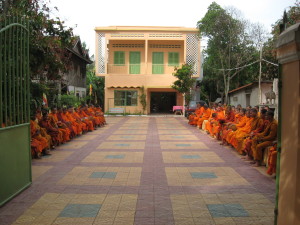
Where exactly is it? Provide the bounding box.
[59,94,83,107]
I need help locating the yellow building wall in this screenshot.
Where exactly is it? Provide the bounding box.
[95,26,199,114]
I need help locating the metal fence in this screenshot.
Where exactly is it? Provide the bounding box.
[0,16,30,128]
[0,15,31,206]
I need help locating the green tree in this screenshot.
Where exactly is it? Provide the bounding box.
[86,59,105,106]
[260,1,300,81]
[1,0,74,80]
[139,86,147,114]
[171,64,195,108]
[197,2,265,103]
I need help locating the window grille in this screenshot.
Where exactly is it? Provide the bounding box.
[97,33,105,74]
[186,34,200,75]
[112,44,144,48]
[149,33,183,38]
[149,44,181,49]
[111,33,144,38]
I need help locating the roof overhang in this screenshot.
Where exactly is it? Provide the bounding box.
[108,86,141,89]
[95,26,198,33]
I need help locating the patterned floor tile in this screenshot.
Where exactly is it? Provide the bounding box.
[158,130,191,135]
[32,151,74,162]
[75,135,98,141]
[97,142,145,149]
[159,135,198,141]
[160,142,209,149]
[113,130,148,134]
[57,166,141,186]
[171,194,274,224]
[31,166,53,181]
[82,152,144,163]
[58,141,88,149]
[166,167,250,186]
[107,135,147,141]
[13,193,137,225]
[162,152,224,163]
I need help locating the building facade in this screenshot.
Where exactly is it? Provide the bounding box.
[228,81,277,107]
[95,26,200,114]
[64,38,92,98]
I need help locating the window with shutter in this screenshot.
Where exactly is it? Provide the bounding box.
[114,51,125,65]
[152,52,164,74]
[168,52,179,66]
[129,52,141,74]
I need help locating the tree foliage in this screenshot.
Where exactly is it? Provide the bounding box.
[261,0,300,80]
[1,0,74,80]
[86,60,105,107]
[171,64,195,104]
[198,1,300,104]
[139,86,147,114]
[197,2,265,103]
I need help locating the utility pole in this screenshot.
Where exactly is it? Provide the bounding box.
[258,44,263,105]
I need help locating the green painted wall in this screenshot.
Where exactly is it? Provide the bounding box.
[0,125,31,206]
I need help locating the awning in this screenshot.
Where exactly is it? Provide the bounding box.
[108,86,141,89]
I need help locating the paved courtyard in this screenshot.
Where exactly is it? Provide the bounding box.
[0,116,276,225]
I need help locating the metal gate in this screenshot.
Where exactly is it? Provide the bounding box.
[0,16,31,206]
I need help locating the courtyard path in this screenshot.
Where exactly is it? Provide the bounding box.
[0,116,275,225]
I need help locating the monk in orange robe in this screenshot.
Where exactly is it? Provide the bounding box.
[205,106,225,137]
[202,105,216,130]
[86,104,102,127]
[267,143,277,175]
[188,103,202,125]
[95,105,106,125]
[66,106,83,135]
[30,115,50,158]
[230,108,263,154]
[49,107,71,142]
[39,111,60,147]
[218,106,235,140]
[57,107,76,138]
[251,110,278,167]
[196,104,211,129]
[226,109,250,146]
[78,106,96,130]
[74,107,93,131]
[71,107,88,133]
[242,109,269,159]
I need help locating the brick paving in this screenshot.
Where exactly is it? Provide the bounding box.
[0,116,276,225]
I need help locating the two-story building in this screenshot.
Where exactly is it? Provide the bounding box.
[95,26,200,114]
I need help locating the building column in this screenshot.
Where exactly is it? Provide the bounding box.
[276,23,300,225]
[145,39,148,74]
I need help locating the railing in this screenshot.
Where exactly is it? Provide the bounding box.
[107,63,180,75]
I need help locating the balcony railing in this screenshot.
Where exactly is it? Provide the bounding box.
[107,63,180,75]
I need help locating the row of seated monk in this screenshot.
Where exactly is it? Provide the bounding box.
[188,103,277,176]
[30,104,106,159]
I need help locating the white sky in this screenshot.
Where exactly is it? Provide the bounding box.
[49,0,295,56]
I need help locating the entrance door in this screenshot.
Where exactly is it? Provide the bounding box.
[150,92,176,113]
[129,51,140,74]
[246,94,251,107]
[152,52,164,74]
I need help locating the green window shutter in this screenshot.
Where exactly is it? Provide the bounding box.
[114,51,125,65]
[152,52,164,74]
[168,52,179,66]
[129,52,141,74]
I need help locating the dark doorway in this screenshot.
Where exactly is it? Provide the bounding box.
[150,92,176,113]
